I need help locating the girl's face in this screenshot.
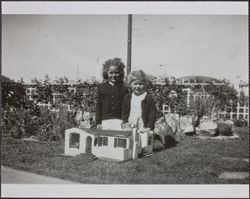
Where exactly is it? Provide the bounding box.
[131,80,146,96]
[108,65,121,84]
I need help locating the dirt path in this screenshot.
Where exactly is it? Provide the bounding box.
[1,166,78,184]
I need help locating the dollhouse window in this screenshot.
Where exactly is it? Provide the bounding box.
[98,137,103,146]
[69,133,80,148]
[103,137,108,146]
[114,138,117,148]
[148,135,152,145]
[94,138,98,146]
[114,138,127,148]
[97,136,108,146]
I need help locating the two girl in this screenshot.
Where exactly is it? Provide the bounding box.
[95,58,156,131]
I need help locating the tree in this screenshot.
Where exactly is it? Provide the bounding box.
[35,74,53,103]
[73,81,99,112]
[148,77,188,119]
[239,90,247,106]
[48,76,100,112]
[52,76,70,104]
[1,76,25,109]
[168,82,188,116]
[2,82,28,109]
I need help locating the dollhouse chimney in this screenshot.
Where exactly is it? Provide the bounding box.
[132,128,140,159]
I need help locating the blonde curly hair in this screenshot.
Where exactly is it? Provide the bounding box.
[127,70,149,85]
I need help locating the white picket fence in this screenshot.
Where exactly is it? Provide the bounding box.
[162,104,174,115]
[162,103,249,124]
[219,103,249,121]
[36,102,75,112]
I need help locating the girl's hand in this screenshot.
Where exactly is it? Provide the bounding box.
[130,123,136,129]
[96,124,102,130]
[122,122,131,130]
[139,127,151,133]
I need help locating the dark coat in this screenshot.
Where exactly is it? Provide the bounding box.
[121,93,157,130]
[95,82,129,125]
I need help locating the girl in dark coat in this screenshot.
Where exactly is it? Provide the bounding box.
[95,58,129,130]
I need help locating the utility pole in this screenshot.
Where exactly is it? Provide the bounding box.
[127,14,132,76]
[76,66,80,82]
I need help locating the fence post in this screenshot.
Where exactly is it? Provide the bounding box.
[162,104,171,115]
[230,111,233,120]
[236,102,240,119]
[243,105,246,119]
[187,88,190,108]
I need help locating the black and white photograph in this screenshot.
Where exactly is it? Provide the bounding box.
[1,1,249,198]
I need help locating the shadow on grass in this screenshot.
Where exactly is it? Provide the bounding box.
[164,135,179,149]
[153,134,179,152]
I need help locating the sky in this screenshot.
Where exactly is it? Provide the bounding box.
[2,15,248,83]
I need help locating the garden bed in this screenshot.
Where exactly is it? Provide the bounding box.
[1,127,249,184]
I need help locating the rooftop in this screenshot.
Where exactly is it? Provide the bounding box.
[79,127,132,138]
[177,75,223,83]
[1,75,15,83]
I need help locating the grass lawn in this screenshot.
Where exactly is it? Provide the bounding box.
[1,127,249,184]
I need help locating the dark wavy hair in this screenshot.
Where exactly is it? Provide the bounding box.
[102,57,125,81]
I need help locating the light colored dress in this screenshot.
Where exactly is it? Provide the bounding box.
[128,92,147,128]
[102,119,123,130]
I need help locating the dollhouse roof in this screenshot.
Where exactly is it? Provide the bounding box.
[79,127,132,138]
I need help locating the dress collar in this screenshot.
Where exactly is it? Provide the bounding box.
[107,81,123,87]
[109,81,115,86]
[132,92,147,101]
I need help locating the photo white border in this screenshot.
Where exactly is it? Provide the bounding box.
[1,184,250,198]
[1,1,249,198]
[2,1,248,15]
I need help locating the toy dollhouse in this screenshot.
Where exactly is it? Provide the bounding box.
[64,127,153,162]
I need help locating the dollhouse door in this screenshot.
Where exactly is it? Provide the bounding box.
[86,136,92,153]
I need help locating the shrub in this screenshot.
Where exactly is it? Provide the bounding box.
[2,82,27,109]
[2,105,77,141]
[2,108,26,139]
[233,119,248,127]
[37,107,77,141]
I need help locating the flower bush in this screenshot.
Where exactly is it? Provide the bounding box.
[2,105,77,141]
